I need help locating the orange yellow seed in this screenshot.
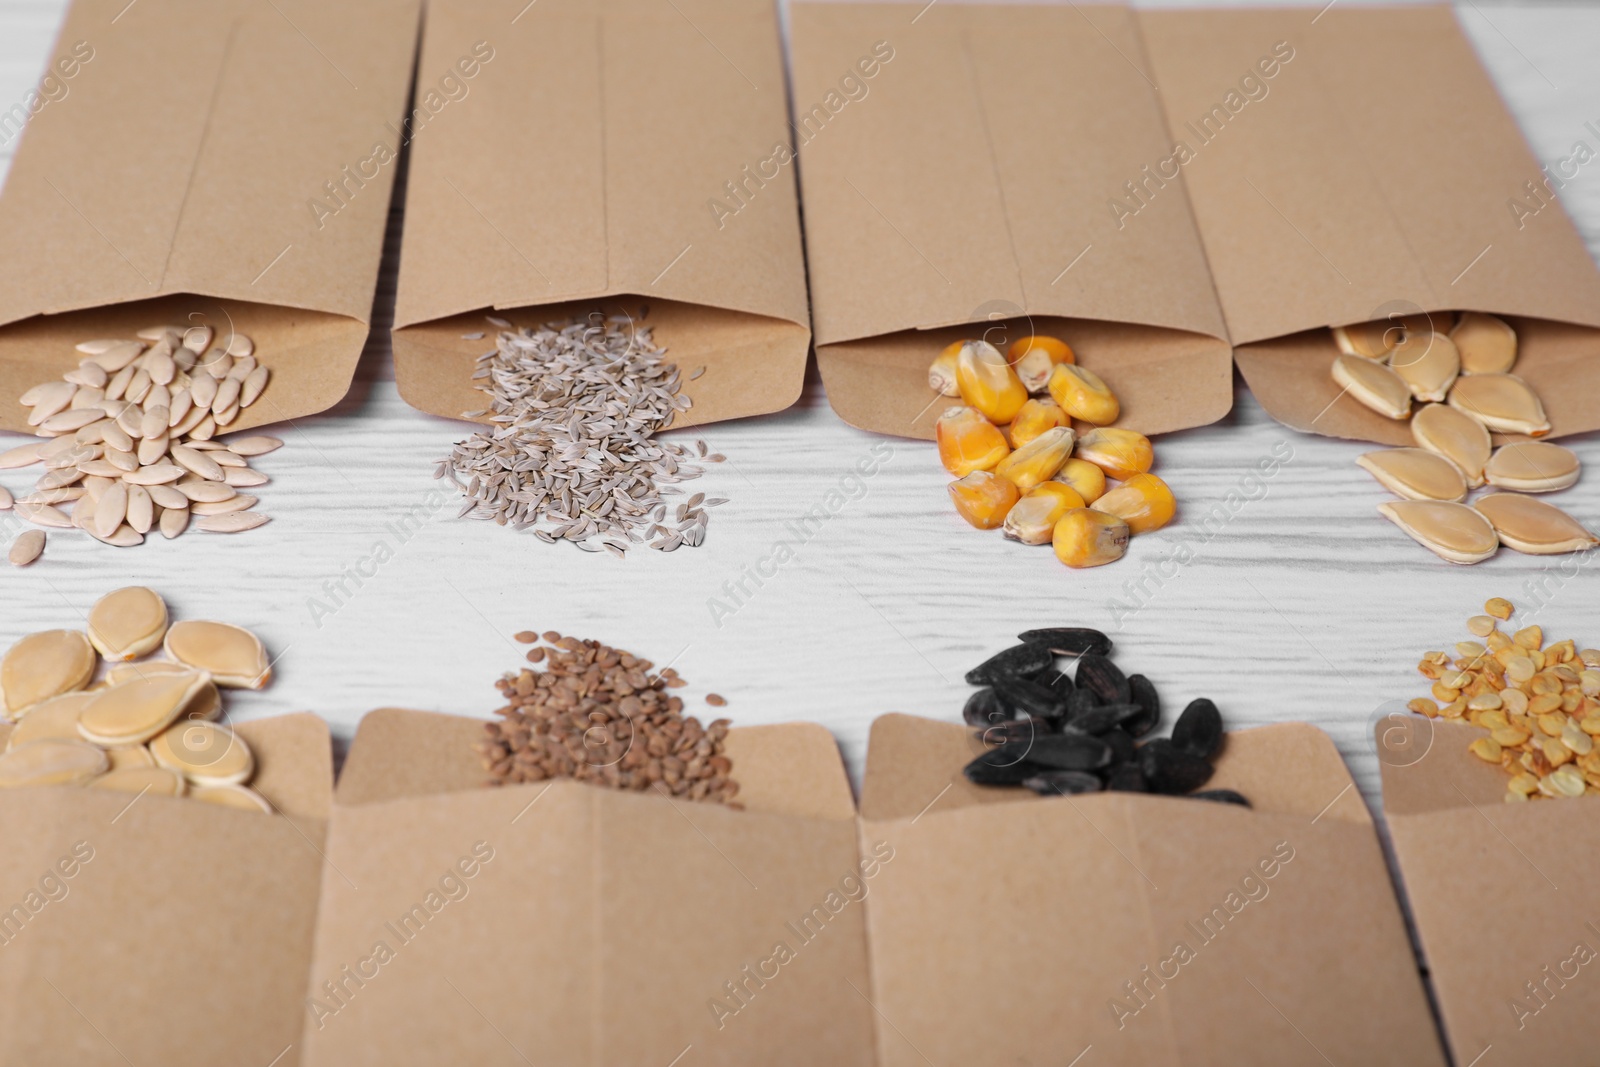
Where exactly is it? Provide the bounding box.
[1052,508,1129,568]
[1009,335,1075,393]
[1053,458,1107,504]
[1075,428,1154,481]
[948,471,1019,530]
[995,427,1074,493]
[1091,473,1176,535]
[935,406,1009,477]
[1008,397,1069,449]
[929,342,961,397]
[1001,483,1083,545]
[956,340,1028,424]
[1047,363,1119,425]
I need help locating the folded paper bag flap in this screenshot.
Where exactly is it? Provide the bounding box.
[0,713,332,1067]
[391,0,810,428]
[0,0,421,431]
[338,708,856,820]
[861,713,1369,825]
[791,2,1232,439]
[1139,6,1600,441]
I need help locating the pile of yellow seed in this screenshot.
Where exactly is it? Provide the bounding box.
[1410,597,1600,802]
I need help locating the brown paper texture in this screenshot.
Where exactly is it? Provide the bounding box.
[0,0,422,435]
[300,709,874,1066]
[1380,718,1600,1065]
[1139,6,1600,443]
[790,2,1231,440]
[391,0,811,431]
[859,714,1445,1066]
[0,713,332,1067]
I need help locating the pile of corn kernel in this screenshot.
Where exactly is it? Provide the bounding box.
[931,336,1173,568]
[1410,597,1600,802]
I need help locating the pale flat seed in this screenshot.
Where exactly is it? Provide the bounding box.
[0,442,43,468]
[0,741,107,788]
[221,435,281,457]
[137,433,169,466]
[1378,500,1499,565]
[146,348,176,385]
[24,382,77,425]
[168,388,192,427]
[1356,448,1468,502]
[116,403,143,438]
[35,466,84,490]
[104,365,134,402]
[225,333,253,357]
[159,505,189,539]
[1474,493,1599,555]
[65,362,109,388]
[171,403,210,438]
[6,693,95,748]
[40,408,105,433]
[0,630,96,714]
[136,326,177,342]
[209,449,247,468]
[77,459,124,478]
[177,479,236,503]
[141,405,169,440]
[46,443,97,469]
[222,467,267,488]
[124,464,185,485]
[1388,331,1460,402]
[94,481,128,538]
[182,325,212,354]
[1412,403,1492,487]
[8,530,44,566]
[0,485,11,510]
[1484,441,1580,493]
[1448,374,1550,437]
[76,339,134,355]
[77,671,212,745]
[74,419,110,444]
[21,488,84,505]
[149,720,253,785]
[1452,312,1517,375]
[17,503,72,529]
[70,492,96,530]
[89,524,144,548]
[171,444,225,481]
[68,385,106,410]
[240,365,269,407]
[165,620,271,687]
[106,448,139,472]
[191,494,256,516]
[147,483,188,509]
[189,415,217,441]
[196,512,268,534]
[87,586,168,660]
[227,355,256,382]
[1332,355,1411,420]
[89,341,146,373]
[100,422,134,452]
[189,372,219,409]
[124,368,152,405]
[125,485,154,534]
[213,403,241,427]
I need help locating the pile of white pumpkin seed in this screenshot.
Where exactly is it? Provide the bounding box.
[1410,597,1600,802]
[1337,312,1596,563]
[0,586,274,812]
[1,325,281,564]
[436,313,724,557]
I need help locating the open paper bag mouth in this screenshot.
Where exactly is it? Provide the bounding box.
[0,294,371,437]
[392,296,810,435]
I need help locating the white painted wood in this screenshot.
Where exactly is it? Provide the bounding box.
[0,1,1595,828]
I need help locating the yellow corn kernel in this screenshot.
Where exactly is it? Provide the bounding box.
[1047,363,1119,425]
[994,426,1074,492]
[1001,483,1083,545]
[1075,427,1154,481]
[1009,335,1075,393]
[1091,473,1176,535]
[935,406,1009,477]
[1008,397,1069,448]
[956,340,1028,424]
[948,470,1019,530]
[1052,508,1129,568]
[1053,458,1107,504]
[929,342,961,397]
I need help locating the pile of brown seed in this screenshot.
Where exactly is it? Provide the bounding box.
[1410,596,1600,801]
[1,324,279,560]
[436,313,726,556]
[475,630,740,806]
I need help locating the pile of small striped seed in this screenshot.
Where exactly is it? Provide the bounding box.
[476,630,740,806]
[1,325,279,561]
[436,314,726,556]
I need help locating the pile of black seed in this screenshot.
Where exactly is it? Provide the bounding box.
[960,627,1248,806]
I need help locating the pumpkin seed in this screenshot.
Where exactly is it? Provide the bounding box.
[1330,320,1398,360]
[0,442,44,469]
[149,720,253,786]
[220,435,282,457]
[195,512,268,533]
[1448,373,1550,437]
[1450,312,1517,374]
[163,620,271,688]
[1377,500,1499,564]
[1482,441,1580,493]
[6,692,95,748]
[76,671,213,745]
[1473,494,1598,555]
[87,587,169,661]
[1,630,96,714]
[159,506,190,539]
[1412,402,1491,486]
[1356,448,1467,502]
[8,530,45,567]
[0,740,108,788]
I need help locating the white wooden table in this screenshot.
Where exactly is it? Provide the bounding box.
[2,0,1597,826]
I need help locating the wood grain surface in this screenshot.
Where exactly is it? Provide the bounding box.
[1,0,1596,825]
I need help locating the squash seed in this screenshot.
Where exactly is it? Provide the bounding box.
[1377,500,1498,564]
[1450,311,1517,375]
[149,720,253,786]
[220,435,282,457]
[1332,354,1411,419]
[76,671,213,745]
[1448,373,1550,437]
[5,692,95,748]
[1473,493,1599,555]
[125,485,154,534]
[189,783,272,813]
[87,587,169,661]
[1331,320,1399,360]
[1,630,96,715]
[159,506,190,539]
[8,530,45,567]
[1483,441,1579,493]
[190,495,256,517]
[164,620,271,688]
[176,478,235,504]
[196,512,269,533]
[92,481,128,539]
[1412,403,1492,487]
[0,740,108,788]
[1355,448,1467,502]
[88,765,186,796]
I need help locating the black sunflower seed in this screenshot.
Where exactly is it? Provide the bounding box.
[963,747,1045,786]
[1076,654,1131,705]
[1137,738,1215,795]
[1064,686,1100,724]
[1016,733,1113,772]
[965,643,1055,686]
[1191,788,1251,808]
[1106,764,1146,792]
[1062,703,1142,736]
[1172,698,1224,760]
[1017,627,1112,658]
[962,687,1013,728]
[1034,667,1075,698]
[1101,727,1136,767]
[1022,770,1104,796]
[1124,674,1161,738]
[975,717,1055,746]
[992,674,1068,722]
